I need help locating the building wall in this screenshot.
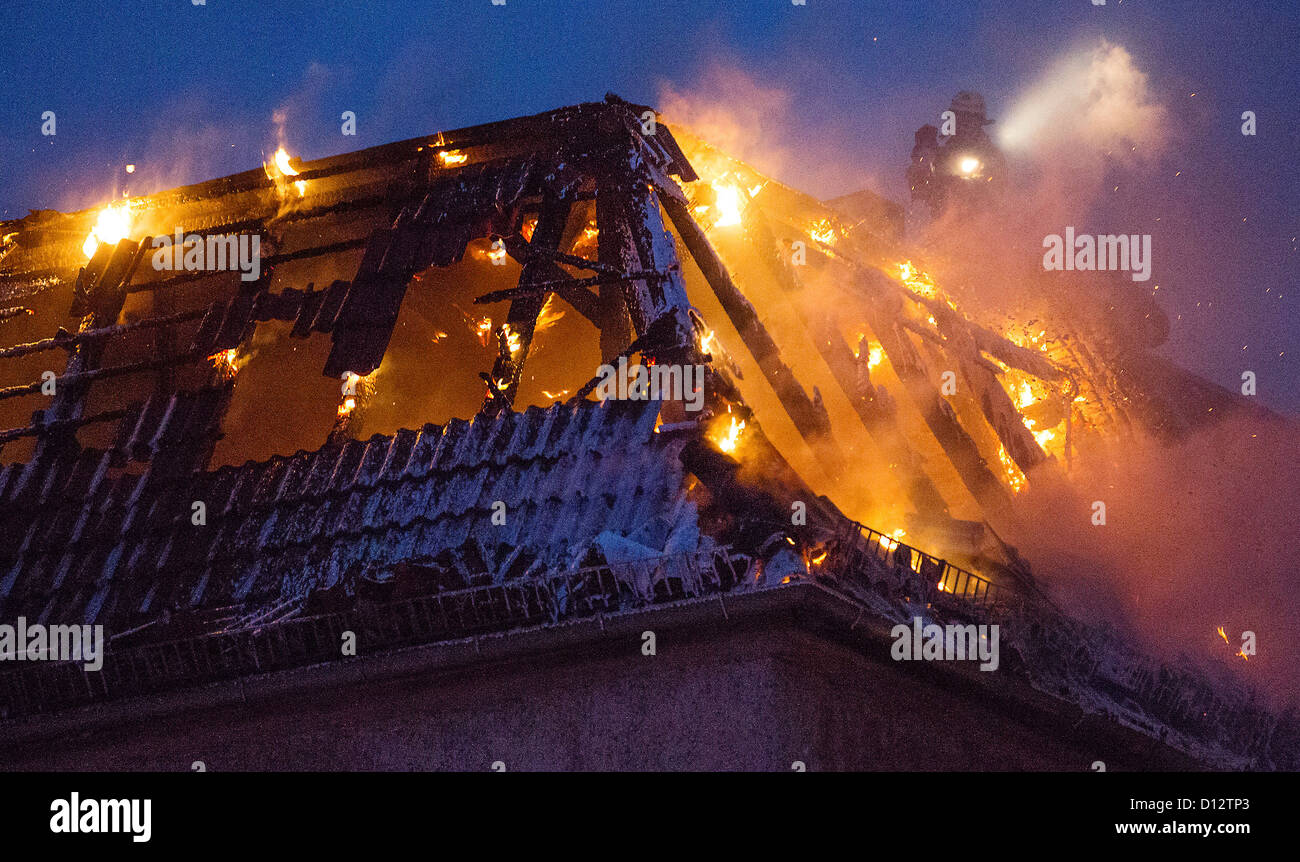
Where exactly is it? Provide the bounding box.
[0,587,1196,771]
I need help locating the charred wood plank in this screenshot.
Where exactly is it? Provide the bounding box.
[0,307,209,360]
[0,351,204,403]
[486,193,573,408]
[661,195,844,472]
[850,269,1014,517]
[745,208,944,516]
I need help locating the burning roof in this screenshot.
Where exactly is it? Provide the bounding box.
[0,96,1292,768]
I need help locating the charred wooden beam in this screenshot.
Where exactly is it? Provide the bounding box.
[744,208,945,516]
[932,308,1053,476]
[661,195,844,472]
[0,306,209,360]
[472,268,668,306]
[849,269,1014,518]
[37,238,148,458]
[0,351,203,403]
[0,406,133,445]
[484,193,574,409]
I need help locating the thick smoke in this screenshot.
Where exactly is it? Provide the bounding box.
[658,66,879,200]
[658,52,1297,711]
[1014,414,1300,709]
[919,44,1298,707]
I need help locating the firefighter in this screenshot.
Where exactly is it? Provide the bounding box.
[910,91,1006,215]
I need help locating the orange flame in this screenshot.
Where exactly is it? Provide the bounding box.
[82,203,133,259]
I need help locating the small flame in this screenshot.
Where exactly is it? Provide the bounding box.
[474,317,493,346]
[854,335,884,370]
[535,294,566,332]
[500,323,523,354]
[998,444,1027,493]
[438,150,467,167]
[879,528,906,552]
[712,414,746,453]
[273,147,299,177]
[699,328,717,355]
[293,179,308,198]
[1217,625,1229,644]
[208,348,239,376]
[542,389,569,401]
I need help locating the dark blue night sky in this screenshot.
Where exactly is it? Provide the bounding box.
[2,0,1295,411]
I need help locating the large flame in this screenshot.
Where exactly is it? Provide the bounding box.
[711,183,744,227]
[82,203,133,259]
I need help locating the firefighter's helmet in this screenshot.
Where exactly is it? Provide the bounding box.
[950,91,994,124]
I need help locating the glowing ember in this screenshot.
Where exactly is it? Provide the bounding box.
[500,323,523,354]
[82,203,133,259]
[1217,626,1229,644]
[438,150,467,167]
[998,444,1027,493]
[474,317,493,346]
[808,219,836,245]
[337,372,363,418]
[208,348,239,377]
[896,260,940,301]
[521,217,538,242]
[541,389,569,400]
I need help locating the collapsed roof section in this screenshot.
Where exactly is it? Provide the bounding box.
[0,95,849,638]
